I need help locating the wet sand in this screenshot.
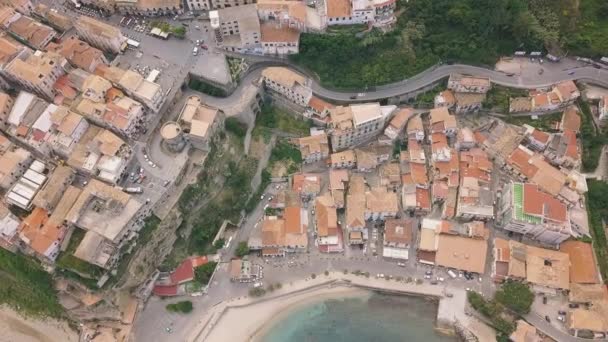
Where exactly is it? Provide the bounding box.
[0,306,78,342]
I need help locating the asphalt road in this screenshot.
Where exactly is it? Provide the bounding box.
[235,54,608,102]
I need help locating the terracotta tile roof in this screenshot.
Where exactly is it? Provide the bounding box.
[435,234,488,273]
[530,129,550,144]
[262,217,285,246]
[560,241,600,284]
[260,22,300,43]
[432,181,449,200]
[410,162,428,185]
[152,284,178,296]
[507,146,538,178]
[170,258,195,284]
[292,173,321,195]
[315,193,337,237]
[308,96,334,113]
[384,218,414,245]
[561,106,581,132]
[416,187,431,210]
[563,129,578,159]
[555,80,579,101]
[522,183,567,222]
[329,169,348,190]
[19,207,59,256]
[388,107,414,130]
[326,0,351,18]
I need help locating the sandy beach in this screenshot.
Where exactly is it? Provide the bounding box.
[205,285,369,342]
[0,306,78,342]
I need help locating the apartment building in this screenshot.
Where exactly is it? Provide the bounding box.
[383,107,414,141]
[456,148,493,220]
[46,107,90,157]
[185,0,212,11]
[4,50,68,101]
[544,130,580,169]
[66,126,132,184]
[365,186,399,221]
[298,132,329,164]
[47,36,108,73]
[493,238,570,293]
[5,13,56,50]
[315,192,342,252]
[257,0,307,32]
[176,95,225,151]
[0,0,33,15]
[382,218,413,260]
[0,35,29,90]
[324,0,395,27]
[66,179,147,268]
[210,4,261,53]
[406,114,424,142]
[261,67,312,107]
[448,74,491,94]
[74,15,127,54]
[0,133,32,190]
[329,102,395,150]
[447,74,491,113]
[498,182,572,245]
[95,64,164,112]
[434,90,455,109]
[260,22,300,55]
[79,0,116,13]
[429,107,457,136]
[115,0,182,16]
[525,127,551,151]
[32,4,73,32]
[329,169,348,208]
[345,174,366,245]
[329,150,356,169]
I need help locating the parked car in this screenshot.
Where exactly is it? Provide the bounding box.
[569,303,579,308]
[545,316,551,323]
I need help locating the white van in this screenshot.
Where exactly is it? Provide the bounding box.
[192,47,198,55]
[447,270,457,279]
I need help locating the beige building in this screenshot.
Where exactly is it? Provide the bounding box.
[115,0,182,16]
[329,150,356,169]
[95,64,164,112]
[0,35,29,90]
[47,36,108,73]
[315,192,342,252]
[4,50,69,100]
[493,238,570,293]
[0,0,33,15]
[177,96,225,151]
[383,107,414,140]
[0,133,32,190]
[329,103,396,150]
[32,4,73,32]
[365,186,399,221]
[298,132,329,164]
[75,15,127,54]
[261,67,311,107]
[6,13,56,50]
[210,4,261,53]
[67,179,147,268]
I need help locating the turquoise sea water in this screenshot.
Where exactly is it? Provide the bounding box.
[261,291,457,342]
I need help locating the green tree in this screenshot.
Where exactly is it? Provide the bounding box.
[495,280,534,315]
[194,262,217,285]
[166,300,193,313]
[213,238,225,250]
[171,25,186,39]
[235,241,249,257]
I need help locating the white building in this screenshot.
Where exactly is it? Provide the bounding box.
[210,4,261,53]
[329,102,396,150]
[261,67,312,107]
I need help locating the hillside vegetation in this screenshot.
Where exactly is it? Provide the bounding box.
[292,0,608,89]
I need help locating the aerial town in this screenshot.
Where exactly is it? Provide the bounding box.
[0,0,607,342]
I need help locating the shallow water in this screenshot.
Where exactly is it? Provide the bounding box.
[261,291,458,342]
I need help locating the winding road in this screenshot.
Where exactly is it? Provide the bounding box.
[231,54,608,103]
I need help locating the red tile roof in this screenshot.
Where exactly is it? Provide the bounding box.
[153,285,178,297]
